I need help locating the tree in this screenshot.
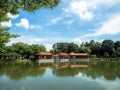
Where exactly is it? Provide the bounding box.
[90,41,101,56]
[53,42,79,54]
[11,43,46,59]
[114,41,120,49]
[0,0,60,59]
[104,52,109,58]
[68,43,79,53]
[53,42,69,53]
[0,27,19,57]
[0,0,60,22]
[78,46,91,54]
[116,47,120,57]
[31,44,46,54]
[101,40,114,56]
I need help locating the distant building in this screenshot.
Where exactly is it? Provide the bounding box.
[53,53,69,63]
[36,52,89,64]
[36,52,53,63]
[69,52,89,62]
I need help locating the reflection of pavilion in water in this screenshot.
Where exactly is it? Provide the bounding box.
[38,63,89,69]
[36,52,89,64]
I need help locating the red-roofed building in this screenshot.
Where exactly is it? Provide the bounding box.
[69,52,89,62]
[36,52,89,63]
[36,52,53,63]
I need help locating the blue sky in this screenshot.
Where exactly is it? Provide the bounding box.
[1,0,120,50]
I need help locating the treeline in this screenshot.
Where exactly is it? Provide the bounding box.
[0,42,46,60]
[51,39,120,58]
[0,39,120,60]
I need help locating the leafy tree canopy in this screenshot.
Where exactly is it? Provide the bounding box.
[0,0,60,22]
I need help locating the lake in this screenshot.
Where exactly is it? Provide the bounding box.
[0,61,120,90]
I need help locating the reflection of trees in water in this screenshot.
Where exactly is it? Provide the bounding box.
[0,61,120,81]
[86,62,120,80]
[0,63,45,80]
[52,67,80,77]
[52,62,120,80]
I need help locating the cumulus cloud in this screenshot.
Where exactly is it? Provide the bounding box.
[15,18,29,29]
[67,0,93,20]
[15,18,41,29]
[63,0,120,20]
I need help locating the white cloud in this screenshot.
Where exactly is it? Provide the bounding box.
[7,13,18,19]
[87,0,120,7]
[73,38,82,44]
[0,13,18,27]
[44,44,52,51]
[30,25,42,29]
[16,18,29,29]
[62,8,68,12]
[83,14,120,37]
[63,0,120,20]
[68,0,93,20]
[7,35,53,51]
[64,19,75,25]
[8,35,45,45]
[15,18,41,29]
[46,17,63,25]
[1,20,12,27]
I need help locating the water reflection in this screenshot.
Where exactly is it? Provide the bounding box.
[0,63,45,80]
[52,62,120,80]
[0,61,120,90]
[0,61,120,80]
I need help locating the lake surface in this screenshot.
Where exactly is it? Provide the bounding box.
[0,61,120,90]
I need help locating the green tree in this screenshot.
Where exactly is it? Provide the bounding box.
[0,0,60,59]
[78,46,91,54]
[53,42,79,54]
[31,44,46,54]
[68,43,79,53]
[0,27,19,59]
[116,47,120,57]
[101,40,114,56]
[11,43,46,59]
[0,0,60,22]
[53,42,69,53]
[103,52,109,58]
[114,41,120,49]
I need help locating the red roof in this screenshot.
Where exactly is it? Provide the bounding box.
[36,52,89,56]
[37,52,53,56]
[58,53,69,56]
[69,52,89,56]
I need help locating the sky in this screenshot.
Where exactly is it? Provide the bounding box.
[1,0,120,51]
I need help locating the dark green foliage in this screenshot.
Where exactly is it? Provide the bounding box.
[53,42,79,54]
[114,41,120,49]
[52,39,120,58]
[101,40,114,56]
[0,42,46,60]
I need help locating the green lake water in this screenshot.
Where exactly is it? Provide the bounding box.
[0,61,120,90]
